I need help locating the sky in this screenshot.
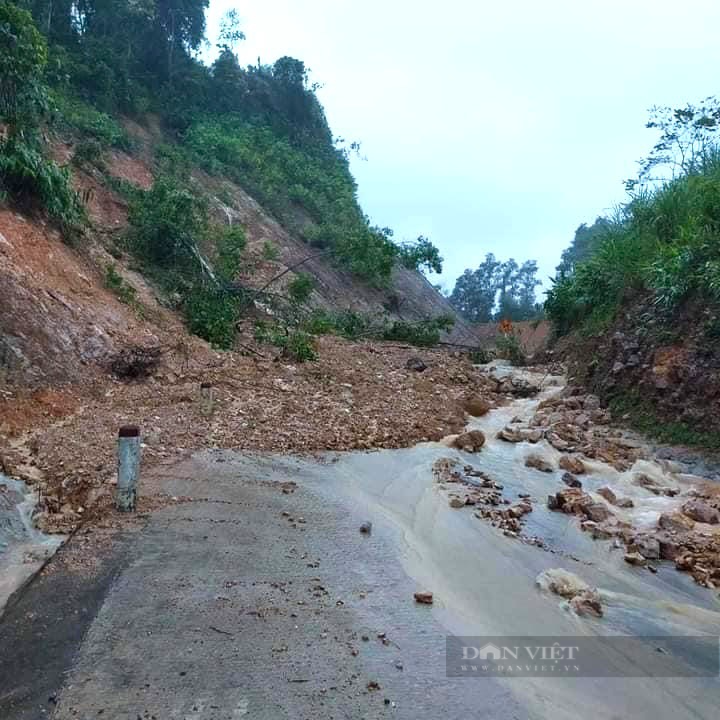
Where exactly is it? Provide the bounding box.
[206,0,720,294]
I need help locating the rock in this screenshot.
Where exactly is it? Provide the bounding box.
[629,535,660,560]
[682,499,720,525]
[596,487,617,504]
[562,472,582,488]
[547,434,570,452]
[624,552,647,566]
[525,454,554,473]
[414,591,434,604]
[584,503,612,523]
[615,497,635,508]
[406,357,428,372]
[547,494,560,510]
[453,430,486,453]
[497,426,524,443]
[359,522,372,534]
[464,397,492,416]
[507,501,533,518]
[658,512,695,533]
[569,590,604,618]
[657,534,682,560]
[551,487,593,515]
[449,497,466,509]
[559,455,586,475]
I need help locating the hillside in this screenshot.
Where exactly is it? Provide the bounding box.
[0,2,479,389]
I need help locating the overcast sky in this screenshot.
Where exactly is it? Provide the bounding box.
[206,0,720,294]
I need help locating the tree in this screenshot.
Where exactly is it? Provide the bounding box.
[629,98,720,190]
[218,8,244,52]
[449,253,501,323]
[449,254,542,322]
[555,217,612,277]
[0,1,48,131]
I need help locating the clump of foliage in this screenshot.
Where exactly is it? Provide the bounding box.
[0,2,83,232]
[184,285,239,349]
[255,321,317,362]
[547,99,720,337]
[397,236,444,274]
[126,173,243,348]
[52,92,131,149]
[299,309,454,347]
[287,273,315,304]
[215,225,246,281]
[495,331,526,366]
[104,263,138,306]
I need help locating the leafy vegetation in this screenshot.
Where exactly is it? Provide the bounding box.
[547,100,720,337]
[104,264,138,306]
[0,2,83,232]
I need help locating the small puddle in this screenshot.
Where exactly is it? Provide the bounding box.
[0,473,65,615]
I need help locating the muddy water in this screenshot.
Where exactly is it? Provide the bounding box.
[285,364,720,719]
[0,473,64,615]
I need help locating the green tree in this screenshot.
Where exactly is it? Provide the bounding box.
[0,1,48,131]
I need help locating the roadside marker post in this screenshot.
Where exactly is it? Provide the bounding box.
[200,382,214,417]
[117,425,140,512]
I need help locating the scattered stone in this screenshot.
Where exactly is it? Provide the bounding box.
[682,499,720,525]
[453,430,486,453]
[449,497,466,509]
[624,552,647,566]
[569,590,603,618]
[406,357,428,372]
[414,591,434,604]
[584,503,612,523]
[559,455,586,475]
[596,487,617,504]
[525,454,554,473]
[359,521,372,535]
[629,535,660,560]
[562,472,582,488]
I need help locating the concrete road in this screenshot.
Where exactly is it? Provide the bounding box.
[0,451,521,720]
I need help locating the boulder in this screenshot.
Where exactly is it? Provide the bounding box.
[406,357,428,372]
[584,503,612,523]
[624,552,647,566]
[629,535,660,560]
[569,590,603,618]
[449,497,466,509]
[658,512,695,534]
[453,430,486,453]
[682,499,720,525]
[464,397,492,417]
[596,487,617,504]
[559,455,586,475]
[525,454,554,473]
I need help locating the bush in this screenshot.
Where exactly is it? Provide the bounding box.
[215,225,246,281]
[52,92,131,149]
[254,321,317,362]
[0,135,84,232]
[104,264,138,306]
[73,138,105,169]
[287,273,315,303]
[128,175,208,272]
[184,286,239,349]
[495,332,526,366]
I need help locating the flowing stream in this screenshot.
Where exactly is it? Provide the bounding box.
[273,362,720,719]
[0,472,64,615]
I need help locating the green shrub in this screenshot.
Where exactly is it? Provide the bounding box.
[0,135,84,232]
[262,240,280,261]
[495,333,526,366]
[128,175,208,273]
[184,286,239,349]
[52,92,131,149]
[254,321,317,362]
[215,225,246,281]
[104,264,138,305]
[73,138,105,169]
[287,273,315,303]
